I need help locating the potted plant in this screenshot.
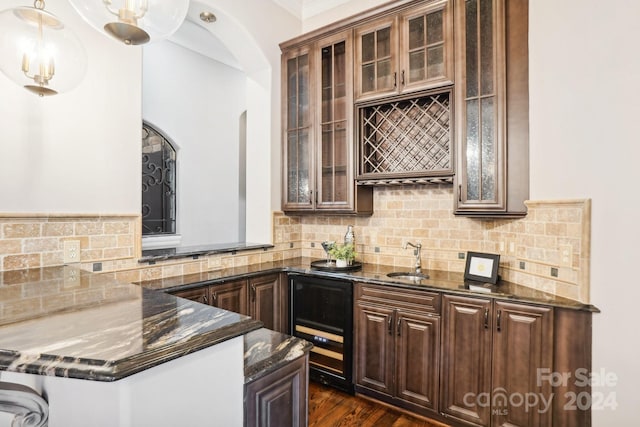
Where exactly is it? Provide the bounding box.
[329,243,357,267]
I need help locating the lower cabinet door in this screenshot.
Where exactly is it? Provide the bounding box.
[250,274,282,332]
[212,280,249,316]
[491,301,553,427]
[440,295,493,426]
[354,302,395,396]
[245,354,308,427]
[395,311,440,413]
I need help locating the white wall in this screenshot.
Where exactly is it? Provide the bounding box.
[528,0,640,425]
[0,0,140,214]
[142,41,247,246]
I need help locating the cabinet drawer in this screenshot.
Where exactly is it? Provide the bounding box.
[355,283,440,314]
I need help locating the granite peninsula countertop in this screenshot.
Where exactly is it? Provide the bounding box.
[0,266,262,381]
[138,257,599,312]
[244,328,312,384]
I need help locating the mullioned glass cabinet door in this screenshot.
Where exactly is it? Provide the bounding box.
[317,32,354,210]
[283,47,315,211]
[454,0,506,212]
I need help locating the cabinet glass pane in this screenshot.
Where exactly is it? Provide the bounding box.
[377,59,392,90]
[427,46,444,79]
[298,55,309,127]
[426,10,443,44]
[334,121,348,203]
[362,32,375,62]
[321,124,334,202]
[465,0,478,98]
[287,58,297,128]
[409,16,425,50]
[376,27,391,59]
[465,99,479,200]
[480,97,495,200]
[362,63,375,93]
[479,0,493,95]
[409,51,425,82]
[287,131,310,204]
[334,41,346,99]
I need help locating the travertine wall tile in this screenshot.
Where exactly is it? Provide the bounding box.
[0,195,591,306]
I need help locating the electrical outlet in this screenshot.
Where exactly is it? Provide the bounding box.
[559,244,573,267]
[499,240,505,252]
[63,240,81,264]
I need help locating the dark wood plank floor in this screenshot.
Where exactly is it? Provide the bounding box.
[308,382,450,427]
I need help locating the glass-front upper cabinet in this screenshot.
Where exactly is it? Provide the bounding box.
[355,0,453,101]
[282,46,314,211]
[317,32,353,211]
[454,0,529,217]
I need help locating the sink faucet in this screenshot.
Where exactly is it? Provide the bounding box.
[403,241,422,273]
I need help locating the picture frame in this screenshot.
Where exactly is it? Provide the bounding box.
[464,251,500,284]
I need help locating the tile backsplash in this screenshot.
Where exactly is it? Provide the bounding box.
[0,186,591,303]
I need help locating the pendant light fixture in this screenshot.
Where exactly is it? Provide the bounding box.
[0,0,87,96]
[68,0,190,45]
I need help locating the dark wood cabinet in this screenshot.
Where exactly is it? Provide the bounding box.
[354,0,453,101]
[249,274,286,332]
[211,279,249,316]
[440,295,553,427]
[281,30,373,215]
[245,353,309,427]
[453,0,529,217]
[354,283,440,416]
[170,274,287,333]
[171,286,209,305]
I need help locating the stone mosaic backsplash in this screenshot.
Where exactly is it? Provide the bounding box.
[0,186,591,303]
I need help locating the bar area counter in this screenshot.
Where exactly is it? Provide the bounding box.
[0,266,262,426]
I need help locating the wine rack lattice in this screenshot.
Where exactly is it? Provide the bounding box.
[359,91,452,181]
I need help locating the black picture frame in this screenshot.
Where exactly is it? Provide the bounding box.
[464,251,500,284]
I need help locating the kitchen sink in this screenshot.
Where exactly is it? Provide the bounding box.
[386,271,430,281]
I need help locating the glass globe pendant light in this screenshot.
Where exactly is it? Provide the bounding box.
[68,0,189,45]
[0,0,87,96]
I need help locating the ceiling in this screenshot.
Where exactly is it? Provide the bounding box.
[167,0,352,70]
[272,0,352,20]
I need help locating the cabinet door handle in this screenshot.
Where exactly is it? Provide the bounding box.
[203,295,208,304]
[393,72,397,88]
[458,185,462,202]
[251,284,256,302]
[484,308,489,329]
[396,317,401,336]
[388,316,393,336]
[401,70,405,86]
[212,292,217,302]
[497,309,502,332]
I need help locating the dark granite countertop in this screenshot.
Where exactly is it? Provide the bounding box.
[140,242,274,263]
[138,257,599,312]
[243,328,312,384]
[0,266,262,381]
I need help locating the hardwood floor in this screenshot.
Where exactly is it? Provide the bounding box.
[308,382,450,427]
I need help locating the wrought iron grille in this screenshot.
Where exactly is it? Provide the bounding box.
[359,90,452,180]
[142,122,176,235]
